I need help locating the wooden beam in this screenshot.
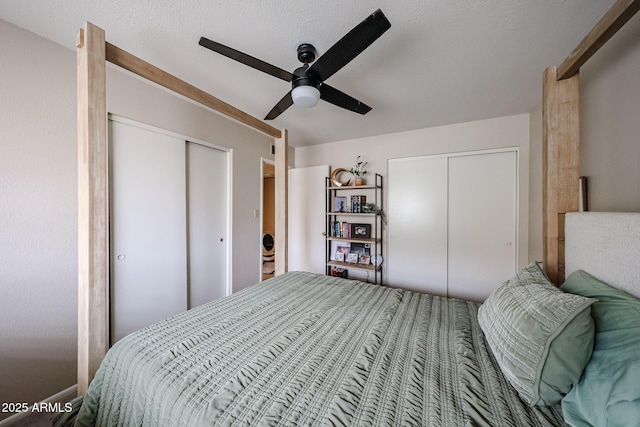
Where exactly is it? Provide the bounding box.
[274,129,288,276]
[77,23,108,395]
[542,66,580,285]
[105,42,282,139]
[557,0,640,80]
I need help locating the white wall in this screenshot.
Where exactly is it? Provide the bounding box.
[295,113,533,284]
[0,19,274,419]
[579,14,640,211]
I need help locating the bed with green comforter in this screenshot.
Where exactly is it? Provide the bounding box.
[55,271,565,426]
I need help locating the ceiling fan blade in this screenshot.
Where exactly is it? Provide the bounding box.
[320,84,372,115]
[199,37,294,82]
[308,9,391,82]
[264,91,294,120]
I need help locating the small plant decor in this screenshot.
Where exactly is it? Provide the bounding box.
[362,203,387,228]
[349,156,368,185]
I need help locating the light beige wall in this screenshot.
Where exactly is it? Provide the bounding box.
[295,113,533,282]
[579,14,640,211]
[0,20,77,421]
[0,19,273,418]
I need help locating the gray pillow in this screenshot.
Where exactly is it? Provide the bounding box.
[477,263,596,406]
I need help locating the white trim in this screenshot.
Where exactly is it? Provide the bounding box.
[225,149,233,296]
[0,385,77,426]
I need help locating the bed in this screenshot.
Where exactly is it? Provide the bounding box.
[53,212,640,427]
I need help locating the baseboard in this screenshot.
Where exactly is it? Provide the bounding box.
[0,385,77,426]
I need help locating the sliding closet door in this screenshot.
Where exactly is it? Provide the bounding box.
[187,142,228,307]
[388,156,448,295]
[447,151,517,301]
[110,120,188,343]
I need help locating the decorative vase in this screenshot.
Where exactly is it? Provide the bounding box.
[355,178,365,186]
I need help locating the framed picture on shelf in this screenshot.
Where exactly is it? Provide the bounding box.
[330,241,350,261]
[335,251,345,262]
[349,242,371,256]
[359,254,371,265]
[346,253,359,264]
[351,223,371,239]
[334,196,347,212]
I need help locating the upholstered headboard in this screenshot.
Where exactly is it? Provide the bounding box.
[565,212,640,298]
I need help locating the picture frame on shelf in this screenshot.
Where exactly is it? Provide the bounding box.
[330,241,350,261]
[351,223,371,239]
[335,252,345,262]
[334,196,347,212]
[346,253,359,264]
[349,242,371,256]
[359,254,371,265]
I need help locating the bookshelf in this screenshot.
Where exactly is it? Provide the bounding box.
[325,173,383,284]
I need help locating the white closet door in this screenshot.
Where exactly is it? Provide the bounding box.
[388,157,448,295]
[110,120,187,343]
[187,142,228,307]
[288,165,330,274]
[447,151,517,302]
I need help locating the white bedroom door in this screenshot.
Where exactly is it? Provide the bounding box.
[288,165,330,273]
[110,119,188,343]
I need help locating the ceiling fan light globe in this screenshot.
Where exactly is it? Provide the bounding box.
[291,85,320,108]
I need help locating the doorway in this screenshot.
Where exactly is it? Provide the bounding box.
[260,159,276,281]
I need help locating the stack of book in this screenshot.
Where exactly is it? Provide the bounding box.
[350,195,367,213]
[330,221,351,238]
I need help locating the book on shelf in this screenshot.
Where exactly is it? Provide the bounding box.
[350,195,367,213]
[330,221,354,238]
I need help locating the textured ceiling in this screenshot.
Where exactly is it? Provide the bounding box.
[0,0,613,147]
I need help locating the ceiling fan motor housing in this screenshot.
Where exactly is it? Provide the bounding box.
[291,66,320,107]
[293,44,320,91]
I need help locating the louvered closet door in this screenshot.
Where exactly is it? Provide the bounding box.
[447,151,517,301]
[110,120,188,343]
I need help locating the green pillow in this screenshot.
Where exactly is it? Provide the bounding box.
[478,263,596,406]
[561,270,640,427]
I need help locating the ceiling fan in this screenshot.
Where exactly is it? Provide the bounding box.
[199,9,391,120]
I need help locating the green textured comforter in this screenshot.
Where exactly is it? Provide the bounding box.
[58,271,565,426]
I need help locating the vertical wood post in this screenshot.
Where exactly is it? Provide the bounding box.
[77,22,108,395]
[542,66,580,285]
[274,129,288,276]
